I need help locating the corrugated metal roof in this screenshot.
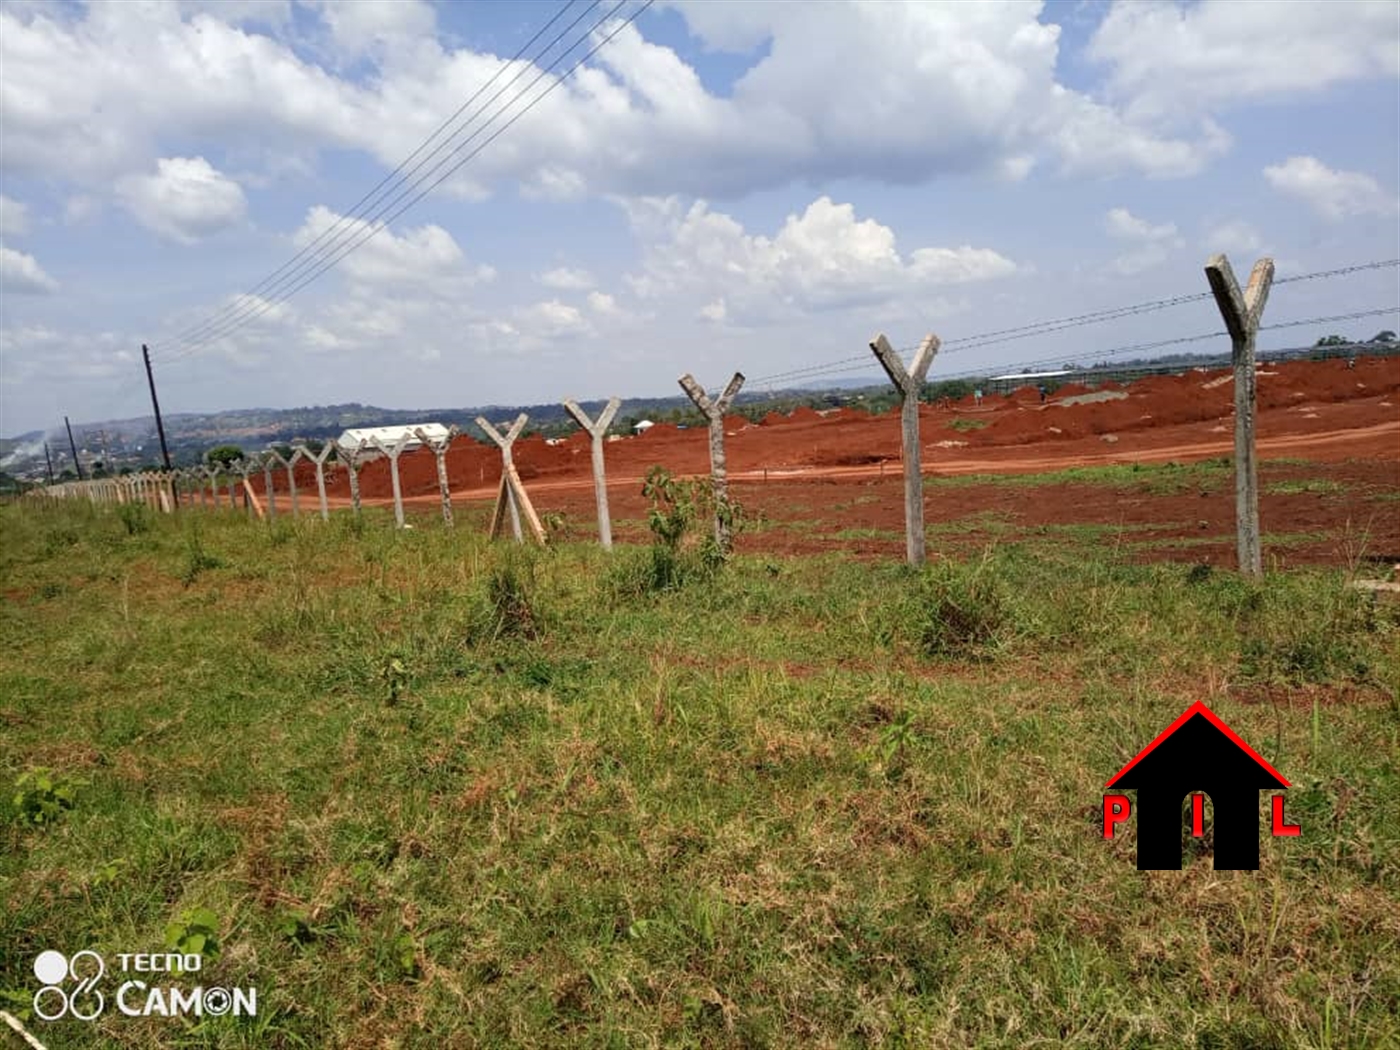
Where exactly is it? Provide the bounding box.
[337,423,450,452]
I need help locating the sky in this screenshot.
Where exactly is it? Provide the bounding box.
[1,0,1398,438]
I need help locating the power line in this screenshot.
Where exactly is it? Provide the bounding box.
[752,305,1399,392]
[154,0,595,356]
[749,260,1400,386]
[156,1,652,367]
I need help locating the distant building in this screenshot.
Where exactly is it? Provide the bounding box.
[632,420,655,434]
[337,423,450,453]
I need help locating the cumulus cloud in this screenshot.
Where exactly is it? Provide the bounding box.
[293,205,495,292]
[0,195,30,238]
[0,0,1227,199]
[1105,206,1178,242]
[1103,206,1184,276]
[1088,0,1400,123]
[1204,219,1265,257]
[0,245,58,294]
[538,267,595,291]
[1263,156,1399,220]
[116,157,247,243]
[626,195,1016,326]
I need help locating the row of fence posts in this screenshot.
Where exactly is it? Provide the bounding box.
[29,252,1276,576]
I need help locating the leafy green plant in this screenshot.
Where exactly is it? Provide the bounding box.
[180,523,224,586]
[118,502,151,535]
[379,654,409,705]
[164,906,221,966]
[11,768,82,826]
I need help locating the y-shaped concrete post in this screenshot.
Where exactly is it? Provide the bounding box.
[369,437,411,529]
[267,448,303,517]
[678,372,745,552]
[476,414,545,544]
[298,442,336,521]
[870,333,940,567]
[562,397,622,550]
[261,453,278,520]
[336,440,368,516]
[1205,253,1274,578]
[414,426,460,528]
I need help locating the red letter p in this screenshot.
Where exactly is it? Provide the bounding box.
[1103,794,1131,838]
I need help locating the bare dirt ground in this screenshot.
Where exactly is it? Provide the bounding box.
[255,357,1400,567]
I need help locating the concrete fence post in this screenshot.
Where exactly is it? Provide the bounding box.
[870,332,940,567]
[298,442,336,521]
[203,466,222,510]
[336,440,367,516]
[678,372,745,552]
[562,396,622,550]
[477,414,546,544]
[262,453,278,520]
[414,426,460,528]
[1205,253,1274,578]
[369,437,411,529]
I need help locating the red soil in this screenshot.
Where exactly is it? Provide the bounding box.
[249,356,1400,566]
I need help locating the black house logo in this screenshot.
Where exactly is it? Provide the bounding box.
[1104,701,1300,870]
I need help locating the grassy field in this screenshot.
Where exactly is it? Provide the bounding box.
[1,490,1398,1049]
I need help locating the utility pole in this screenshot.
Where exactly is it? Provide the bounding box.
[143,343,177,509]
[64,416,84,480]
[142,344,173,472]
[43,442,55,485]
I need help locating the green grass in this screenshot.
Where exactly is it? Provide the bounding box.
[945,418,989,432]
[2,500,1398,1048]
[926,457,1234,495]
[1266,480,1344,496]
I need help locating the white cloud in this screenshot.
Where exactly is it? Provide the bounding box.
[1263,156,1399,220]
[1105,207,1178,242]
[309,0,436,61]
[0,245,58,294]
[1088,0,1400,123]
[0,195,29,238]
[538,267,595,291]
[626,195,1016,326]
[1205,220,1265,257]
[519,299,592,340]
[293,205,494,292]
[1102,206,1184,276]
[116,157,247,244]
[0,0,1226,200]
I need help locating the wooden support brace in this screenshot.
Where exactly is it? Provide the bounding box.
[477,414,534,543]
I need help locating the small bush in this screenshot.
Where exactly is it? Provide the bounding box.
[180,524,225,586]
[607,467,742,597]
[164,907,221,967]
[118,502,151,535]
[11,768,83,826]
[913,556,1018,658]
[468,548,541,642]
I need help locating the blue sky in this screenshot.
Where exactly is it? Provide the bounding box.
[1,0,1397,438]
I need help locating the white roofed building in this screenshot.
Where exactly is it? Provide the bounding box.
[337,423,451,454]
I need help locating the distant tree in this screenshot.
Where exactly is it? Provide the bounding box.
[59,468,76,481]
[206,444,244,467]
[1371,330,1396,343]
[90,460,107,478]
[1314,334,1350,347]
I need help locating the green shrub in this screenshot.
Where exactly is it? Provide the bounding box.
[118,502,151,535]
[913,555,1018,658]
[11,768,83,826]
